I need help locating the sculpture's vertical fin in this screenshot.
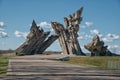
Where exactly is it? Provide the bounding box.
[51,22,70,55]
[16,20,58,55]
[51,7,85,55]
[64,7,85,55]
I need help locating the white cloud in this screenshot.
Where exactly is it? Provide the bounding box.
[80,25,86,28]
[90,29,99,34]
[78,32,93,40]
[85,22,93,27]
[0,21,4,27]
[78,34,92,40]
[90,29,103,38]
[79,29,119,43]
[0,31,8,38]
[80,22,93,28]
[102,37,112,42]
[102,33,120,42]
[37,21,51,28]
[78,32,86,40]
[78,32,85,36]
[0,28,5,31]
[98,34,103,38]
[108,45,120,53]
[0,21,8,38]
[50,28,54,32]
[56,39,59,44]
[107,33,119,39]
[78,36,84,40]
[14,30,28,38]
[81,46,85,49]
[85,34,93,39]
[108,45,120,49]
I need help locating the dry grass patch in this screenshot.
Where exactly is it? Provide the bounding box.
[67,56,120,72]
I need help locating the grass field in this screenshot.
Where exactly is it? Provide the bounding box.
[67,56,120,72]
[0,56,14,76]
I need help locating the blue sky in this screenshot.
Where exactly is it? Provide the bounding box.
[0,0,120,54]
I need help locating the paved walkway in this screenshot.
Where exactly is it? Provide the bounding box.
[0,54,120,80]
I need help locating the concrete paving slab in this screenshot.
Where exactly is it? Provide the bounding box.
[5,54,120,80]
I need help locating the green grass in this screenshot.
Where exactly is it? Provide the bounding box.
[0,56,14,76]
[67,56,120,72]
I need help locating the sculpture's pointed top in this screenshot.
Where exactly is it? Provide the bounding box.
[32,19,37,27]
[76,7,83,16]
[69,7,83,21]
[95,34,99,38]
[93,34,100,41]
[30,20,37,31]
[80,7,83,11]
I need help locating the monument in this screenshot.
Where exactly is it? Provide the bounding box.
[51,7,85,55]
[16,20,58,55]
[16,7,86,56]
[84,35,113,56]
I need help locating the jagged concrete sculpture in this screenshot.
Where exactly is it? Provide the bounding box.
[51,7,85,55]
[84,35,113,56]
[16,20,58,55]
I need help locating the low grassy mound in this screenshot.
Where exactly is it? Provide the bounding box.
[67,56,120,72]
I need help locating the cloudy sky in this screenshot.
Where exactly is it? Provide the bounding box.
[0,0,120,54]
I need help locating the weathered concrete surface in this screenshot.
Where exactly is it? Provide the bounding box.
[16,20,58,55]
[1,54,119,80]
[51,7,85,56]
[84,35,117,56]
